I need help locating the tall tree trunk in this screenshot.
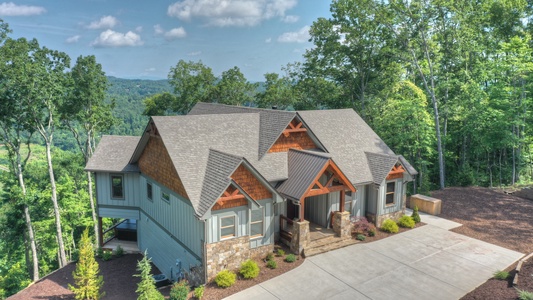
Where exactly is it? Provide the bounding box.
[45,140,68,267]
[16,154,39,281]
[87,171,99,245]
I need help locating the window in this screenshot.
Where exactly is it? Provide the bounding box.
[220,216,235,239]
[161,190,170,203]
[250,208,264,238]
[386,182,395,205]
[146,182,153,201]
[111,175,124,199]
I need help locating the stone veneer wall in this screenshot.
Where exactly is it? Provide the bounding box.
[333,211,351,239]
[367,209,405,227]
[290,220,310,255]
[205,236,274,281]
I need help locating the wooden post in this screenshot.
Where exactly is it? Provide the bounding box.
[340,190,345,213]
[98,217,103,248]
[299,198,305,222]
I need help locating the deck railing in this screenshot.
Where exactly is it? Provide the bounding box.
[102,219,127,244]
[280,214,294,242]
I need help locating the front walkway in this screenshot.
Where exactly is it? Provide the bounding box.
[226,212,523,300]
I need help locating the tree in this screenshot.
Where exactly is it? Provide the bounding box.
[215,66,256,106]
[14,37,70,268]
[62,55,116,245]
[167,60,216,114]
[143,92,177,116]
[256,73,298,109]
[0,35,40,281]
[135,251,164,300]
[69,228,104,300]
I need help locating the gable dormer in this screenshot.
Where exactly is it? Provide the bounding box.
[268,117,318,153]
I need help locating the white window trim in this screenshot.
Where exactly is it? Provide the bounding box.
[250,207,264,239]
[110,174,124,200]
[385,181,396,206]
[220,215,236,240]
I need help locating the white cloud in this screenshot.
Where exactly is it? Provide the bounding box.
[278,25,310,43]
[188,51,202,56]
[164,27,187,40]
[145,67,156,72]
[0,2,46,16]
[282,15,299,23]
[135,26,143,32]
[87,15,118,30]
[91,30,143,47]
[167,0,297,27]
[265,37,271,43]
[153,24,164,35]
[65,35,80,43]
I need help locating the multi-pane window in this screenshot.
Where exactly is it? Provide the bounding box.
[250,208,264,238]
[385,182,395,205]
[146,182,153,201]
[161,191,170,203]
[111,175,124,199]
[220,216,236,239]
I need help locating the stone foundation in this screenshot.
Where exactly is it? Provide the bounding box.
[290,220,309,255]
[333,211,351,239]
[205,236,274,281]
[367,209,405,227]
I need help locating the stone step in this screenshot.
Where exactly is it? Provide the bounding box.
[303,238,359,257]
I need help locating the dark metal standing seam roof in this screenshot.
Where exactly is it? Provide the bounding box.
[365,152,402,185]
[85,135,140,172]
[276,149,331,201]
[189,102,296,158]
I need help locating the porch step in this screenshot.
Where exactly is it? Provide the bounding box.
[303,236,359,257]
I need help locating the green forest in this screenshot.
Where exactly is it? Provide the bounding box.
[1,0,533,297]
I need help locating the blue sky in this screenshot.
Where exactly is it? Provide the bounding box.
[0,1,332,81]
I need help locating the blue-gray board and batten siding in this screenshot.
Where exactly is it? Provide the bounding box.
[366,178,405,216]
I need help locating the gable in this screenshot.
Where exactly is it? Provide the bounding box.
[268,117,318,153]
[211,185,247,211]
[230,164,272,201]
[386,164,406,181]
[138,131,189,200]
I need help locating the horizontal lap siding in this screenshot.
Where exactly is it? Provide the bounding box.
[138,211,202,282]
[95,173,139,208]
[139,175,204,258]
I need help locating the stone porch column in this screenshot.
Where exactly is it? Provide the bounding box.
[290,220,310,255]
[333,211,351,239]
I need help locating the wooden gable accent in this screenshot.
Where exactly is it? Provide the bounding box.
[268,118,317,153]
[304,161,355,198]
[138,126,189,200]
[230,165,272,201]
[386,163,405,180]
[212,185,247,210]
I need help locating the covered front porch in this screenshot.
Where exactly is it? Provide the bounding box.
[277,149,355,254]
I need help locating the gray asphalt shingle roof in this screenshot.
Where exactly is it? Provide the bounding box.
[365,152,402,185]
[297,109,396,185]
[85,135,140,172]
[189,102,296,158]
[277,149,330,201]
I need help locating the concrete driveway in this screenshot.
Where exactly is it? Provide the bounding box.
[226,213,523,300]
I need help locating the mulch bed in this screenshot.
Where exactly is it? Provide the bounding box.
[426,186,533,299]
[8,254,170,300]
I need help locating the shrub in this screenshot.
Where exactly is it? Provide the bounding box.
[169,280,190,300]
[368,229,376,237]
[411,206,421,223]
[239,260,260,279]
[276,249,285,257]
[381,219,399,233]
[398,215,415,228]
[285,254,296,263]
[194,285,205,299]
[69,229,105,300]
[266,260,277,269]
[356,234,366,241]
[493,270,509,280]
[114,245,124,257]
[135,251,164,300]
[350,216,377,236]
[215,270,236,288]
[96,247,104,258]
[517,289,533,300]
[102,250,113,261]
[265,253,274,261]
